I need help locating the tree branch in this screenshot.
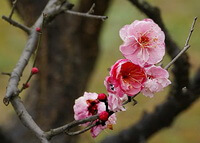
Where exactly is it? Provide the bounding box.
[45,115,99,139]
[10,96,49,143]
[66,9,108,21]
[9,0,18,19]
[2,16,31,34]
[101,86,200,143]
[164,17,197,70]
[3,0,73,105]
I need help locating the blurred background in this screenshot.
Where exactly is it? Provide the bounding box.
[0,0,200,143]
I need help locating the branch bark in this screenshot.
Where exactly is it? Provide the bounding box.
[2,0,111,143]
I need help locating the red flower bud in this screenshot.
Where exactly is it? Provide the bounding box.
[99,111,109,121]
[23,83,30,89]
[36,27,41,32]
[98,93,107,101]
[31,67,39,74]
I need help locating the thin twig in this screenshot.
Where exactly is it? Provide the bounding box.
[45,114,99,139]
[164,45,190,70]
[1,72,11,76]
[184,17,198,46]
[164,17,197,70]
[33,32,42,67]
[66,123,97,136]
[4,0,72,105]
[9,0,18,19]
[2,16,31,34]
[66,10,108,21]
[87,3,95,14]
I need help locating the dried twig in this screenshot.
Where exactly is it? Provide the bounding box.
[3,0,72,105]
[164,17,197,70]
[1,72,11,76]
[66,3,108,21]
[2,16,31,34]
[66,123,97,136]
[9,0,18,19]
[45,114,99,139]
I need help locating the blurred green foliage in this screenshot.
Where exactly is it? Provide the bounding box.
[0,0,200,143]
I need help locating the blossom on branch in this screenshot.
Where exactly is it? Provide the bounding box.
[91,114,116,138]
[73,92,105,121]
[107,93,125,112]
[104,59,147,97]
[119,19,165,66]
[141,66,171,97]
[73,92,117,137]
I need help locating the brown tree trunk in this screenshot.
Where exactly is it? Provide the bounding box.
[3,0,110,143]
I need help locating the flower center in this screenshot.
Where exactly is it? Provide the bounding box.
[120,62,146,85]
[87,99,99,115]
[138,35,150,47]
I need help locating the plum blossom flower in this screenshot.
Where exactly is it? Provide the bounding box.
[119,19,165,66]
[107,93,125,112]
[91,113,116,138]
[104,59,147,97]
[73,92,106,121]
[141,66,171,97]
[73,92,117,138]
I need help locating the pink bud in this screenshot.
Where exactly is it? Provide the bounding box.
[23,83,30,89]
[98,93,107,101]
[31,67,39,74]
[36,27,41,32]
[99,111,109,121]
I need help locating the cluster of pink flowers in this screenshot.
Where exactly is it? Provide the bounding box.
[73,19,171,137]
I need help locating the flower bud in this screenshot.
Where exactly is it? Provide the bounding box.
[31,67,39,74]
[98,93,107,101]
[99,111,109,121]
[36,27,41,32]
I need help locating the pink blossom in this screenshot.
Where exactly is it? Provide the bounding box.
[141,66,171,97]
[104,59,147,97]
[73,92,106,121]
[108,93,125,112]
[119,19,165,66]
[91,114,116,138]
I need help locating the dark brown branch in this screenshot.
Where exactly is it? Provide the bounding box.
[2,16,31,34]
[101,88,200,143]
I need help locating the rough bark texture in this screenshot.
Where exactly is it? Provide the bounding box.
[2,0,110,143]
